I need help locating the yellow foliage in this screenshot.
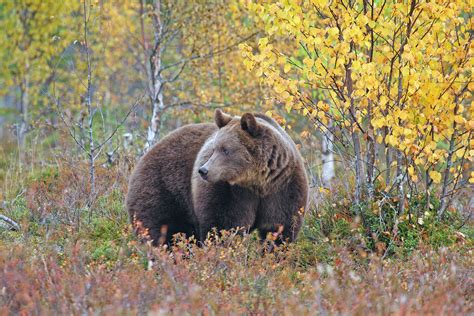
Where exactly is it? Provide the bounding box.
[429,171,442,184]
[240,0,472,194]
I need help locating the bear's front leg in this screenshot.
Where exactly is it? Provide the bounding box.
[256,181,307,244]
[193,182,259,242]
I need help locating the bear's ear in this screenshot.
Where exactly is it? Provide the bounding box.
[215,109,232,128]
[241,113,260,137]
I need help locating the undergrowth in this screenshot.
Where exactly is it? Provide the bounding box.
[0,158,472,314]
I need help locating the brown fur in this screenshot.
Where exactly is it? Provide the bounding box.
[126,110,309,245]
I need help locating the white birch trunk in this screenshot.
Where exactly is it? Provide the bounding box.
[438,101,460,219]
[321,123,335,188]
[145,81,164,151]
[83,0,95,210]
[18,60,29,148]
[395,150,405,215]
[143,0,165,152]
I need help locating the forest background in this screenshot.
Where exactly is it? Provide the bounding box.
[0,0,472,314]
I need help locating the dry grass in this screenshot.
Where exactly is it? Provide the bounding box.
[0,154,472,315]
[0,233,472,315]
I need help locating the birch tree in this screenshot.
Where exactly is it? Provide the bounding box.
[240,0,472,218]
[321,120,335,187]
[136,0,259,151]
[0,0,78,159]
[53,0,138,216]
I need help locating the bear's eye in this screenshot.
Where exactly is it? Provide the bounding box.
[222,147,230,156]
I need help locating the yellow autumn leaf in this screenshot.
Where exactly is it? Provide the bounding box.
[429,170,442,184]
[303,57,314,68]
[352,60,361,71]
[258,37,269,47]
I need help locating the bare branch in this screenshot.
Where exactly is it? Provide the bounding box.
[159,32,259,73]
[0,214,20,231]
[93,96,143,157]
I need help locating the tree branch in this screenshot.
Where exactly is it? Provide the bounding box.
[0,215,20,231]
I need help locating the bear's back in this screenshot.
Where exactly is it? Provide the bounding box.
[127,123,217,218]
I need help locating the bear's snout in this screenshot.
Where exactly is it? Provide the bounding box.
[198,166,208,180]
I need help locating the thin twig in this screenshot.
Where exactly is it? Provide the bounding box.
[0,215,20,231]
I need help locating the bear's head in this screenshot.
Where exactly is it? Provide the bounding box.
[197,109,260,185]
[197,109,289,190]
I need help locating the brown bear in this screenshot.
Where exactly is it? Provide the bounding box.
[126,109,308,245]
